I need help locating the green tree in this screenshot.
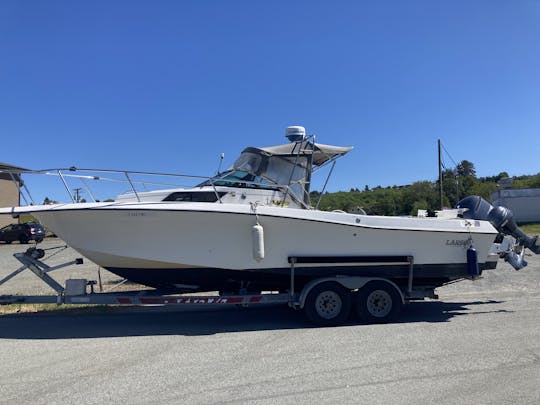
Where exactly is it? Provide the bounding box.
[470,182,497,200]
[402,181,438,214]
[527,173,540,188]
[456,160,476,177]
[441,169,459,207]
[312,162,537,215]
[457,160,477,198]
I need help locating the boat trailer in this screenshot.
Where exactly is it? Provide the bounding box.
[0,246,439,325]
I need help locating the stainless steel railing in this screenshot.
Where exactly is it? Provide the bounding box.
[0,167,311,208]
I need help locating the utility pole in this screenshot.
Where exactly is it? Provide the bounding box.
[438,139,443,210]
[73,187,83,203]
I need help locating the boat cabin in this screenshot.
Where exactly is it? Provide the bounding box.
[116,127,352,209]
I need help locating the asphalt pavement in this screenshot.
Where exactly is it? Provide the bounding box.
[0,239,539,404]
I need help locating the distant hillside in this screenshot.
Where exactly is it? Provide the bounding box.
[311,161,540,216]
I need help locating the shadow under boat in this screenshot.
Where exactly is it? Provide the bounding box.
[0,299,510,340]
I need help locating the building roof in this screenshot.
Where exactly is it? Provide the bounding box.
[0,162,29,172]
[491,188,540,199]
[0,162,28,183]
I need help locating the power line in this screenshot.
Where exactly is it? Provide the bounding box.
[438,140,460,205]
[440,141,459,168]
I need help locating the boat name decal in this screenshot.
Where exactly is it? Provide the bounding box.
[445,239,469,246]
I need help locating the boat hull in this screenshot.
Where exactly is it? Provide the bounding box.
[105,262,497,292]
[25,202,498,292]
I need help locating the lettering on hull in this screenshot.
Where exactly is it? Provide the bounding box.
[445,239,469,246]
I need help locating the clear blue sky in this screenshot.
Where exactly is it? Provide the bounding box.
[1,1,539,202]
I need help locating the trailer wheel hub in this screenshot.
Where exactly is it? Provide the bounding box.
[366,290,392,317]
[315,291,342,319]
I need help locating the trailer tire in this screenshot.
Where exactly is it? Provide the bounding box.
[355,281,402,324]
[303,282,352,326]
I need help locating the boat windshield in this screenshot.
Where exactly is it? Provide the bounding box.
[198,169,278,189]
[263,155,308,198]
[198,150,309,197]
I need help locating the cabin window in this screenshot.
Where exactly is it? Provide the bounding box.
[263,156,308,198]
[232,152,263,174]
[163,191,227,202]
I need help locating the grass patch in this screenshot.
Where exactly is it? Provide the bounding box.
[520,223,540,236]
[19,214,38,224]
[0,303,113,315]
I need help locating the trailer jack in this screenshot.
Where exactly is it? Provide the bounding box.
[0,247,84,305]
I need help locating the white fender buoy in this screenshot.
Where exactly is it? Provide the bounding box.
[252,223,265,261]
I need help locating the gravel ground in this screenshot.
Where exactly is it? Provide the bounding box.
[0,238,138,295]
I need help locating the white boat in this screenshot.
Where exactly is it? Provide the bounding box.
[1,126,538,293]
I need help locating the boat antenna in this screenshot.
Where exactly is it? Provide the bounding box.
[216,153,225,175]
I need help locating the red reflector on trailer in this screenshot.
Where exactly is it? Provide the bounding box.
[117,298,132,304]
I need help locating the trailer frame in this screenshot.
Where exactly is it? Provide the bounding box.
[0,247,439,325]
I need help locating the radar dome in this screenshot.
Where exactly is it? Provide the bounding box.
[285,126,306,142]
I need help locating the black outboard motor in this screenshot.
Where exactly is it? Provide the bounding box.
[457,196,540,269]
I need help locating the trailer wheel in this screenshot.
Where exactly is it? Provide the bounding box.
[356,281,402,324]
[304,282,352,326]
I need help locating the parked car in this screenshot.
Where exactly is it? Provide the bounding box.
[0,223,46,244]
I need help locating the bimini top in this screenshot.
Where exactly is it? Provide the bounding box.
[244,140,353,167]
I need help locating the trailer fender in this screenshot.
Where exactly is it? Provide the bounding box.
[297,277,405,309]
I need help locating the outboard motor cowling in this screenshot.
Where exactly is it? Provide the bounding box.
[457,196,540,266]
